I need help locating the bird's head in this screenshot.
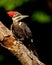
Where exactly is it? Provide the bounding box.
[7,11,29,22]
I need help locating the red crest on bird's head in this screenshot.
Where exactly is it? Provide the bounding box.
[7,11,17,18]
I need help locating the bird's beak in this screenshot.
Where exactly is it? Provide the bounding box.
[22,15,29,19]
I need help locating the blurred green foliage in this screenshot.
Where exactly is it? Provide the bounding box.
[31,11,51,23]
[0,0,29,11]
[0,54,5,62]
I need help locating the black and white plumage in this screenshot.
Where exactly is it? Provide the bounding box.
[10,12,33,43]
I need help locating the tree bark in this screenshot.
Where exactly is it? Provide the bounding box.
[0,21,45,65]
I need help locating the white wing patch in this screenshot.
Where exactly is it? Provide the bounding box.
[19,22,22,26]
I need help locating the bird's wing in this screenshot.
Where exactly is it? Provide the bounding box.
[19,22,33,42]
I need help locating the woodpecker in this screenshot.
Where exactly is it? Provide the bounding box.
[7,11,38,57]
[7,11,33,43]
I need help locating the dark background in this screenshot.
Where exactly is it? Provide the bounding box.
[0,0,52,65]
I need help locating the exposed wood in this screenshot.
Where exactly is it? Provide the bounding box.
[0,21,45,65]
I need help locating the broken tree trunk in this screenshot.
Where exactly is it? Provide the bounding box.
[0,21,45,65]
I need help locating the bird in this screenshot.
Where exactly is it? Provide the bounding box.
[7,11,33,43]
[7,11,38,57]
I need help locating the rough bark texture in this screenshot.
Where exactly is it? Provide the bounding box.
[0,21,45,65]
